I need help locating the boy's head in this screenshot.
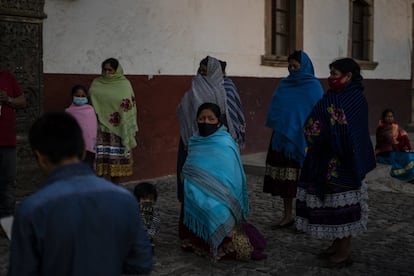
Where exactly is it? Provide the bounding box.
[29,112,85,175]
[133,182,158,203]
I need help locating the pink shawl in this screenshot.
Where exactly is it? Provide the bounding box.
[65,104,98,153]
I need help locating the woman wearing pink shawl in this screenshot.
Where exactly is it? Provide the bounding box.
[65,84,98,168]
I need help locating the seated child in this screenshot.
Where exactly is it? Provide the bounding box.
[133,182,161,250]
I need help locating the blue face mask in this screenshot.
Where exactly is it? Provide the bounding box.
[73,97,88,106]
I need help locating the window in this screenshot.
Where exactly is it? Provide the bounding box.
[262,0,303,67]
[349,0,378,69]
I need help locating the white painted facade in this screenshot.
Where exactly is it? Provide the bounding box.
[43,0,413,79]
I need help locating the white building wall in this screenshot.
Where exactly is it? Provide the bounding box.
[43,0,413,79]
[304,0,351,78]
[369,0,413,80]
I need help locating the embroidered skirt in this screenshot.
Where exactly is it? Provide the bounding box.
[295,181,368,240]
[95,129,133,177]
[263,140,300,198]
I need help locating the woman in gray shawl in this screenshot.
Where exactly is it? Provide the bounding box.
[176,56,228,202]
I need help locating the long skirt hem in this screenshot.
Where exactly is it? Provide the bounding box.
[295,182,368,240]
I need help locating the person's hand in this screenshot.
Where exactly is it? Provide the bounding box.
[0,90,8,104]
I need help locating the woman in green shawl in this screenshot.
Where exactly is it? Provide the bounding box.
[89,58,138,182]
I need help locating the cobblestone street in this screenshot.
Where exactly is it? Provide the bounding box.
[1,171,414,275]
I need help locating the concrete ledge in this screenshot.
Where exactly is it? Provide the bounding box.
[241,151,414,195]
[241,152,266,176]
[243,164,266,177]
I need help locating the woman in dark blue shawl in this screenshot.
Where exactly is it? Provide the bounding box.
[263,50,323,228]
[296,58,376,267]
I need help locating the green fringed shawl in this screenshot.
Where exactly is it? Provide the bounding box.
[89,64,138,151]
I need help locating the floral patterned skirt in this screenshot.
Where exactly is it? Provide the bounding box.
[95,129,133,177]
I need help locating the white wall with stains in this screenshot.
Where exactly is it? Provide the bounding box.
[43,0,413,79]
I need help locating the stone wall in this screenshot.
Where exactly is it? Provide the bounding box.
[0,0,46,199]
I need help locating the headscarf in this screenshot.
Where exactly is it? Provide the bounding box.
[177,56,227,146]
[89,64,138,151]
[266,51,323,165]
[182,126,249,255]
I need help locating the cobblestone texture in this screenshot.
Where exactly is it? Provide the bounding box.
[1,173,414,276]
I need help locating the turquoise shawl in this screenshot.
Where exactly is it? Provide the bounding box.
[266,51,323,165]
[182,127,250,254]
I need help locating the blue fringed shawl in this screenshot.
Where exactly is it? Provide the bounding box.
[182,127,249,254]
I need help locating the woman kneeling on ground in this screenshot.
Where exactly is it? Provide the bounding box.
[178,102,266,261]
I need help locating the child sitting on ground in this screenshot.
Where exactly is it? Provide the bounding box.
[133,182,161,251]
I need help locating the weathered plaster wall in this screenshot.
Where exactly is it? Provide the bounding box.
[41,0,413,179]
[44,0,413,79]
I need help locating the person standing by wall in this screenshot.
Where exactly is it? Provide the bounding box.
[296,58,376,267]
[65,84,97,169]
[176,56,227,202]
[220,60,246,148]
[263,51,323,228]
[0,68,26,219]
[8,112,152,275]
[177,56,248,201]
[89,58,138,183]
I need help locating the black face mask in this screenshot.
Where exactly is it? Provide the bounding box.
[198,123,220,137]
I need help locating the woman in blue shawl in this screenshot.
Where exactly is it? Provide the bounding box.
[296,58,376,267]
[263,50,323,228]
[179,103,266,261]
